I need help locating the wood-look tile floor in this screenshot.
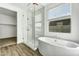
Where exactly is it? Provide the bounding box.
[0,37,16,47]
[0,37,42,56]
[0,43,42,56]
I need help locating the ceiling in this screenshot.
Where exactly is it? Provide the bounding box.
[10,3,50,10]
[0,3,49,17]
[10,3,27,10]
[0,3,50,19]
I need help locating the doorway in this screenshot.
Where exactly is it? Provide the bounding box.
[0,7,17,47]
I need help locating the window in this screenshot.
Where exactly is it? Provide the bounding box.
[48,4,71,33]
[49,18,71,33]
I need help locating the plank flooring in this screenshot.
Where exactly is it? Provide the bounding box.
[0,37,16,47]
[0,37,42,56]
[0,43,42,56]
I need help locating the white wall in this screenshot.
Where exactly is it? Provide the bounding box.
[0,3,27,43]
[0,14,17,39]
[44,3,79,43]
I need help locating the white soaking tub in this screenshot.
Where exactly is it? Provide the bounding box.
[38,37,79,56]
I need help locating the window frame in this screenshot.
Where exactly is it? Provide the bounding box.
[47,3,71,33]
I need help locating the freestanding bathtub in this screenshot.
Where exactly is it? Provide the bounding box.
[38,37,79,56]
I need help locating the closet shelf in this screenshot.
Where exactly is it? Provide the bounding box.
[0,23,16,26]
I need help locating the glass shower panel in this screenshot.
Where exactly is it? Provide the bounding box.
[35,13,42,22]
[27,9,35,49]
[26,3,44,50]
[34,7,44,49]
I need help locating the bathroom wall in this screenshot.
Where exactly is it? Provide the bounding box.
[0,3,26,43]
[0,14,17,39]
[44,3,79,43]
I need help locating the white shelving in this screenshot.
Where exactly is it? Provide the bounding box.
[0,23,16,26]
[0,7,17,39]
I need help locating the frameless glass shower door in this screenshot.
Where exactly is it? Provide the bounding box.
[27,3,44,50]
[27,7,35,49]
[34,7,44,49]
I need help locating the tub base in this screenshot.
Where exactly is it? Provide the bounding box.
[38,40,79,56]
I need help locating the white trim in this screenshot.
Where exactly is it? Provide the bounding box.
[48,15,71,21]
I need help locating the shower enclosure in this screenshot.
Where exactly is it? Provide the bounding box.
[26,3,44,50]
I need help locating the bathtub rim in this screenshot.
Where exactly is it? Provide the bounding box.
[38,37,79,49]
